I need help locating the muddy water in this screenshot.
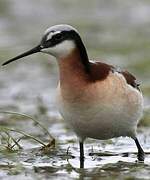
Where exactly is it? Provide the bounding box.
[0,0,150,179]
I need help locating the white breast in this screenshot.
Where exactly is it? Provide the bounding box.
[56,72,143,141]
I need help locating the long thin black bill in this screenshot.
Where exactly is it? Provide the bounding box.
[2,45,41,66]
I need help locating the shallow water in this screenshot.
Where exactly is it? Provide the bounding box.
[0,0,150,179]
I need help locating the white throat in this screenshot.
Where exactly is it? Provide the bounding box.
[41,40,76,58]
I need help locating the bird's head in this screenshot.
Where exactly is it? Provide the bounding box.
[2,24,86,66]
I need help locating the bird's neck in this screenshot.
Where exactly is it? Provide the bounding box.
[57,48,90,88]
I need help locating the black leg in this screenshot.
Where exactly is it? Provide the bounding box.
[79,141,84,168]
[133,137,145,161]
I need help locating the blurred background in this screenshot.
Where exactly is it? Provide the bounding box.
[1,0,150,114]
[0,0,150,179]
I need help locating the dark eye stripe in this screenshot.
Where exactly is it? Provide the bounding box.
[43,32,64,47]
[53,33,63,40]
[41,30,77,48]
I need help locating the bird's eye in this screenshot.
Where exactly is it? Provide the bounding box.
[54,33,63,41]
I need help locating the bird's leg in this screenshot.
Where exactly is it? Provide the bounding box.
[133,137,145,161]
[79,141,84,168]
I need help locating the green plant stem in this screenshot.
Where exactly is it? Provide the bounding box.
[5,132,22,149]
[0,111,54,140]
[0,126,47,147]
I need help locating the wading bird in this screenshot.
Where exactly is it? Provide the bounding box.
[2,24,145,168]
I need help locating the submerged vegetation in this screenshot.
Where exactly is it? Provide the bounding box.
[0,111,55,151]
